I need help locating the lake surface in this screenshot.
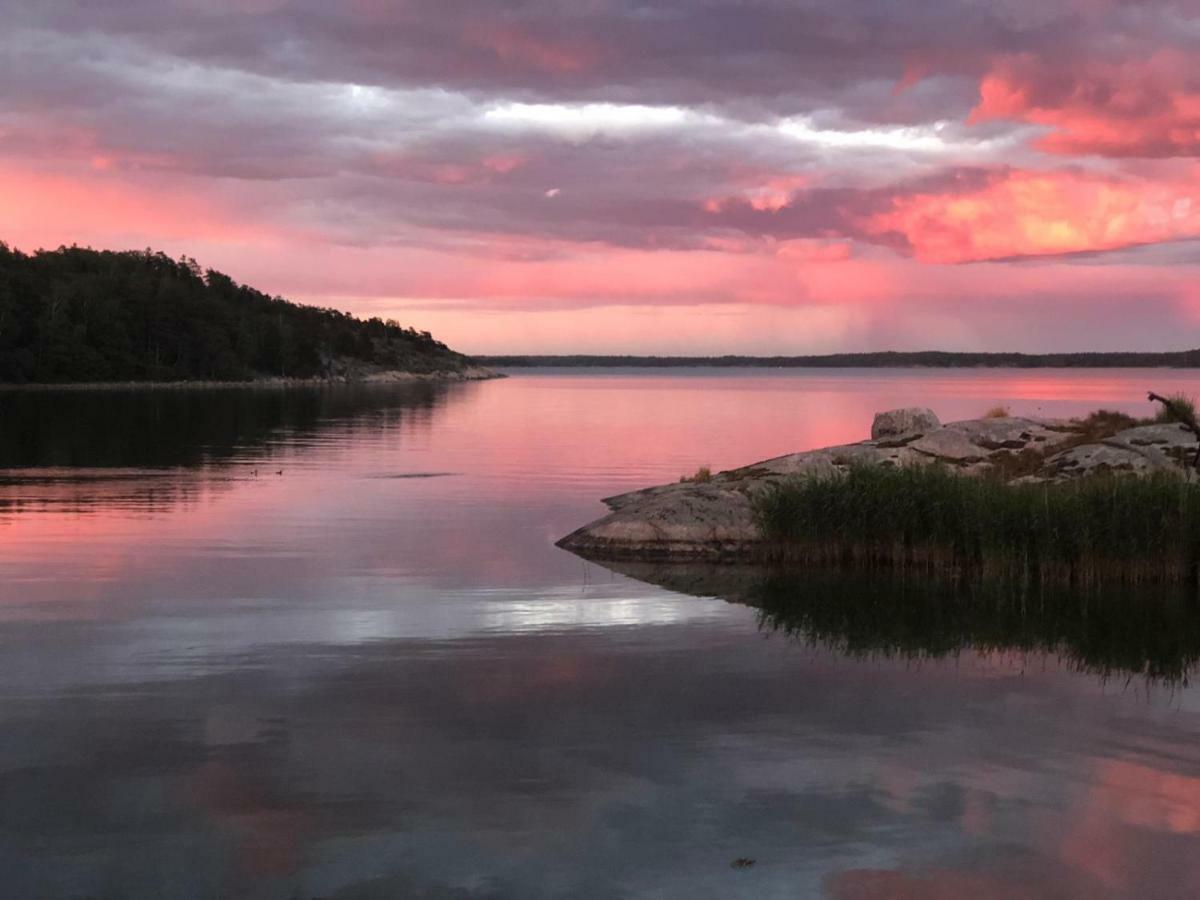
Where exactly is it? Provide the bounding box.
[4,368,1200,899]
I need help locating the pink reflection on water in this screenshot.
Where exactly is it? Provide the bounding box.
[1057,759,1200,891]
[5,368,1200,614]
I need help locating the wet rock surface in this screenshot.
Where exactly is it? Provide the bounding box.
[557,410,1199,560]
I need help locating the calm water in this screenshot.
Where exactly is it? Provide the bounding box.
[4,369,1200,899]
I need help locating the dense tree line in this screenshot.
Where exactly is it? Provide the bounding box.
[481,349,1200,369]
[0,243,470,383]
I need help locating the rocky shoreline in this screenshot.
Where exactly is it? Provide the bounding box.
[0,365,502,391]
[557,407,1199,562]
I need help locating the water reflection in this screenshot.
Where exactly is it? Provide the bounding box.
[6,371,1200,898]
[586,561,1200,683]
[7,605,1200,898]
[0,383,465,518]
[0,382,454,469]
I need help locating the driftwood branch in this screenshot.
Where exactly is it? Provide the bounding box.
[1148,391,1200,470]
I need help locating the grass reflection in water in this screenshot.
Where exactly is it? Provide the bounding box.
[595,560,1200,683]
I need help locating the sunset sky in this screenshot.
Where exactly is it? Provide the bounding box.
[3,0,1200,354]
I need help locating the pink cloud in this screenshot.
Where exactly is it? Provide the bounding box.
[0,162,277,248]
[972,51,1200,158]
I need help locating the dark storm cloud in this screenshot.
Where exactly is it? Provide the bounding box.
[7,0,1196,120]
[5,1,981,116]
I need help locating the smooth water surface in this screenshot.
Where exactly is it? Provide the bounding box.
[4,369,1200,899]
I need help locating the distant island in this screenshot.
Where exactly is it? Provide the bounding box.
[481,350,1200,369]
[0,243,491,386]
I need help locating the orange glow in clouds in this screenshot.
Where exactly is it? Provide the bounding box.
[868,169,1200,263]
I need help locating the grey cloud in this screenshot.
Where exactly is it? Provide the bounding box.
[9,0,1196,119]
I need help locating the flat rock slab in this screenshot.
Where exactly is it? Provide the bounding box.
[1045,423,1195,478]
[559,485,761,559]
[943,417,1077,451]
[909,428,987,462]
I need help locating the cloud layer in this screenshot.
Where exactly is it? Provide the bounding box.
[2,0,1199,352]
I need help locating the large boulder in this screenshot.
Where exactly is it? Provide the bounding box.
[871,407,941,440]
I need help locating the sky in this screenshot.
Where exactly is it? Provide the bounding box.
[2,0,1200,355]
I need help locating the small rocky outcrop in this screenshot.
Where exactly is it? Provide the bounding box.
[557,408,1198,561]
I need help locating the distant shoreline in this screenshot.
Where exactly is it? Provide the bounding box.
[480,351,1200,369]
[0,366,501,392]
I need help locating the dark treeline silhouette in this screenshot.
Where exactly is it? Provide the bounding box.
[0,243,472,383]
[481,350,1200,368]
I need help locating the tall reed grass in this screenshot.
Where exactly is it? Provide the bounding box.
[753,464,1200,585]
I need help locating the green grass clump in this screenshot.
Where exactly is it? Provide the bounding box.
[983,405,1010,418]
[1073,408,1141,437]
[681,465,713,483]
[753,464,1200,585]
[1152,392,1198,425]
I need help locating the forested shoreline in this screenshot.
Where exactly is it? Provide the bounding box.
[0,243,475,384]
